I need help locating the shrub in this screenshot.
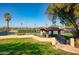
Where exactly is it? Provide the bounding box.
[17,29,26,35]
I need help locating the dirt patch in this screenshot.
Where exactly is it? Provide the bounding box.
[0,38,39,44]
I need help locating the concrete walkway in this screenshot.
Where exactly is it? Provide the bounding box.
[0,35,55,42]
[55,41,79,54]
[0,35,79,54]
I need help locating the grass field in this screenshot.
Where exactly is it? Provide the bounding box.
[61,33,73,37]
[0,38,76,55]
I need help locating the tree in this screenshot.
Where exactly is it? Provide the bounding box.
[47,3,79,37]
[4,12,11,32]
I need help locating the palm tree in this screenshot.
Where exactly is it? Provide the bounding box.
[4,12,11,32]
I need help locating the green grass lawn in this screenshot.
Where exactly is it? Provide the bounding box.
[61,33,73,37]
[0,38,76,55]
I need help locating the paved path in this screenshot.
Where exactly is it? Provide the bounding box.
[0,35,79,54]
[55,41,79,54]
[0,35,54,42]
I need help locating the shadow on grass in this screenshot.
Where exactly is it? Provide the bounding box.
[0,42,76,55]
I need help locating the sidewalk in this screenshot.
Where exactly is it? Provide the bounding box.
[55,42,79,54]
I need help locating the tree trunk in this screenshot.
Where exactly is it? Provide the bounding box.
[76,29,79,38]
[73,21,79,38]
[68,18,79,38]
[6,21,9,32]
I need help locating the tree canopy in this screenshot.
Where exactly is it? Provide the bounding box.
[47,3,79,37]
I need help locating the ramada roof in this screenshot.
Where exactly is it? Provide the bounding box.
[40,27,62,31]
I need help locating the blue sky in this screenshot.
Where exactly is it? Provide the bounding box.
[0,3,53,28]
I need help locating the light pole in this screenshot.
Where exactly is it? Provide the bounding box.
[21,22,23,29]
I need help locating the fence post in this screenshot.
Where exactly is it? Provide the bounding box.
[70,38,75,47]
[51,37,57,45]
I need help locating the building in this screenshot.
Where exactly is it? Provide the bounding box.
[40,27,62,37]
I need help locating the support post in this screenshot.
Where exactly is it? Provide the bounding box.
[40,31,43,36]
[46,34,48,38]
